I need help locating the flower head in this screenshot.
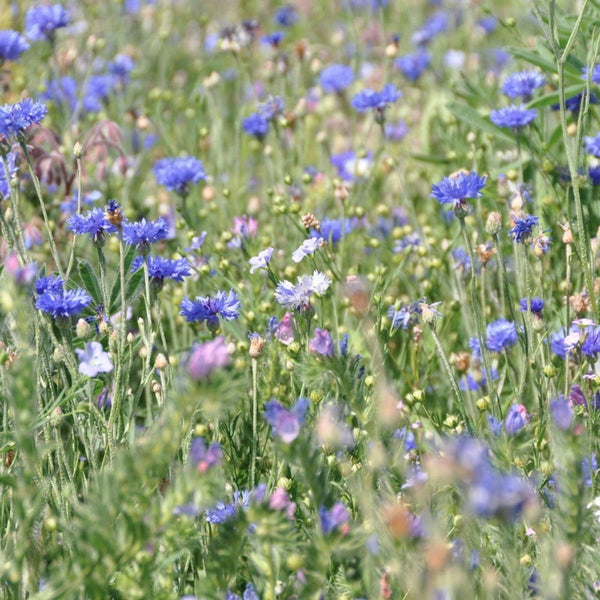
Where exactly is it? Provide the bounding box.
[153,156,206,196]
[486,318,518,352]
[490,105,537,129]
[330,151,372,181]
[582,65,600,84]
[509,214,538,244]
[501,71,545,100]
[0,30,30,62]
[274,271,331,310]
[76,341,113,377]
[519,297,544,315]
[430,170,486,216]
[249,247,273,274]
[180,290,241,327]
[189,437,222,473]
[550,396,573,431]
[0,151,17,199]
[585,133,600,157]
[131,255,191,289]
[395,51,430,82]
[351,84,401,121]
[274,5,298,26]
[36,286,92,319]
[505,404,529,434]
[242,112,269,140]
[264,397,309,443]
[67,208,117,246]
[309,328,334,357]
[292,237,321,263]
[122,217,169,253]
[25,4,69,41]
[0,98,47,139]
[320,64,354,93]
[187,336,230,379]
[319,502,350,534]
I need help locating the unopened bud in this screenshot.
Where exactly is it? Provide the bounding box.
[76,318,91,338]
[485,212,502,236]
[73,141,83,158]
[154,353,168,370]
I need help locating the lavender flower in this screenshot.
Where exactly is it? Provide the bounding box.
[319,502,350,534]
[309,328,334,357]
[180,290,241,327]
[292,237,321,263]
[388,303,421,330]
[0,30,30,62]
[582,65,600,84]
[264,397,309,443]
[330,151,372,181]
[519,297,544,315]
[67,208,117,246]
[189,437,222,473]
[153,156,206,196]
[75,341,113,377]
[25,4,69,41]
[486,319,518,352]
[0,151,17,199]
[585,133,600,157]
[249,247,273,274]
[206,502,236,524]
[187,336,230,379]
[320,64,354,93]
[0,98,47,139]
[490,105,537,129]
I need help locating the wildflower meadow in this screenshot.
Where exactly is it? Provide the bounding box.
[2,0,600,598]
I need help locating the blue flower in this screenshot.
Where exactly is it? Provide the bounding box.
[505,404,529,434]
[242,583,260,600]
[264,397,308,443]
[490,105,537,129]
[351,84,401,119]
[430,171,486,216]
[67,208,117,246]
[0,30,29,62]
[41,76,78,111]
[395,51,430,82]
[582,325,600,357]
[25,4,69,41]
[180,289,241,327]
[205,502,236,524]
[249,247,273,274]
[262,31,284,47]
[519,297,544,315]
[486,319,517,352]
[189,437,222,472]
[36,287,92,319]
[0,151,17,199]
[131,255,191,283]
[330,151,372,181]
[35,275,65,295]
[319,502,350,534]
[582,65,600,84]
[590,166,600,185]
[274,5,298,26]
[585,133,600,157]
[552,92,598,113]
[384,120,409,141]
[242,112,269,140]
[108,54,135,83]
[550,396,573,431]
[122,218,169,252]
[309,328,334,357]
[153,156,206,196]
[501,71,545,100]
[258,96,285,120]
[320,64,354,93]
[388,303,421,330]
[82,74,117,113]
[412,11,448,46]
[311,218,355,245]
[292,237,321,263]
[509,214,538,244]
[76,341,113,377]
[0,98,47,139]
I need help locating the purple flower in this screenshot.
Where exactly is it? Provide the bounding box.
[430,171,486,216]
[269,487,296,519]
[131,255,191,284]
[412,11,448,46]
[264,397,309,443]
[501,71,545,100]
[550,396,573,431]
[153,156,206,196]
[242,112,269,140]
[388,303,421,330]
[249,247,273,274]
[311,218,354,245]
[35,275,65,295]
[509,214,538,244]
[395,51,430,82]
[67,208,117,246]
[108,54,135,84]
[519,297,544,315]
[582,325,600,356]
[0,98,47,139]
[180,290,240,326]
[189,437,222,473]
[292,237,321,263]
[486,319,518,352]
[0,30,29,62]
[75,341,113,377]
[274,312,296,345]
[319,502,350,534]
[187,336,230,379]
[384,120,409,141]
[258,96,285,120]
[505,404,529,434]
[262,31,284,47]
[25,4,69,41]
[309,328,334,357]
[490,105,537,129]
[122,218,169,252]
[206,502,236,524]
[82,74,117,113]
[320,64,354,93]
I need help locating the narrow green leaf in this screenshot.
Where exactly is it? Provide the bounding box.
[446,102,516,144]
[77,259,102,305]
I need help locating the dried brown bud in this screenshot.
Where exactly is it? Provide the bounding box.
[570,293,590,314]
[475,243,496,266]
[249,336,265,359]
[451,352,471,372]
[301,213,320,231]
[560,222,574,244]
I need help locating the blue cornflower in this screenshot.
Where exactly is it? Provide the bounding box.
[36,287,92,319]
[430,171,486,217]
[108,54,135,84]
[552,92,598,114]
[0,30,30,62]
[67,208,117,246]
[388,303,421,330]
[242,583,260,600]
[205,502,236,524]
[25,4,69,41]
[486,318,518,352]
[582,325,600,357]
[153,156,206,196]
[351,84,401,121]
[469,337,481,359]
[82,74,117,113]
[274,5,298,26]
[395,51,430,82]
[264,397,309,443]
[590,166,600,185]
[384,120,409,141]
[179,289,241,327]
[519,297,544,315]
[0,151,17,199]
[319,502,350,534]
[274,271,331,310]
[122,218,169,253]
[35,275,65,295]
[258,96,285,120]
[501,70,545,100]
[509,214,538,244]
[0,98,47,139]
[311,217,355,245]
[412,11,448,46]
[262,31,284,47]
[585,133,600,157]
[320,64,354,93]
[582,65,600,84]
[242,112,269,140]
[131,255,191,288]
[490,105,537,129]
[41,76,78,111]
